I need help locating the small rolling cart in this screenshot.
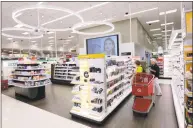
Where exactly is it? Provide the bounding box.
[132,73,155,115]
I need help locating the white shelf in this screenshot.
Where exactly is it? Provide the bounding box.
[55,69,68,71]
[55,66,68,68]
[107,79,125,93]
[70,87,132,122]
[171,83,184,128]
[9,82,50,88]
[13,73,47,76]
[107,72,125,82]
[54,77,71,81]
[11,78,49,82]
[54,74,67,77]
[15,68,46,71]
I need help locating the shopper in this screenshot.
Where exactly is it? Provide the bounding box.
[150,58,162,96]
[135,60,143,73]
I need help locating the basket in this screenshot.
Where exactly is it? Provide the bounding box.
[132,73,154,96]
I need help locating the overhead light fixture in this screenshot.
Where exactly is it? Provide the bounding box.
[159,9,177,15]
[48,36,54,39]
[47,31,54,34]
[37,2,43,5]
[162,35,170,37]
[161,22,174,26]
[162,30,172,32]
[14,24,23,28]
[156,37,162,39]
[15,13,22,18]
[31,41,36,43]
[65,39,71,42]
[146,20,160,24]
[7,38,13,40]
[42,15,44,18]
[60,21,63,23]
[22,32,29,35]
[48,40,54,42]
[125,7,158,17]
[153,34,162,36]
[150,28,161,31]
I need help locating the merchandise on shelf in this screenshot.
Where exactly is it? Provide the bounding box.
[157,57,164,76]
[70,54,134,123]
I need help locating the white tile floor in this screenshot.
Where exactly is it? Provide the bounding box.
[2,94,90,128]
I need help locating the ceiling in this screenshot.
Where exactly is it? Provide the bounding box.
[1,1,192,54]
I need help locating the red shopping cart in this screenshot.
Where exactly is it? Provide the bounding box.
[1,80,8,90]
[132,73,155,115]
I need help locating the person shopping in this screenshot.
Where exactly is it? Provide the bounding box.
[150,58,162,96]
[135,60,143,73]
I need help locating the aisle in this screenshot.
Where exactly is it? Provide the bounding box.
[2,80,178,128]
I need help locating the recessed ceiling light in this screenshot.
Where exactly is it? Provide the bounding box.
[48,36,54,39]
[153,34,162,36]
[161,22,174,26]
[48,40,54,42]
[7,38,13,40]
[159,9,177,15]
[14,24,23,28]
[162,30,172,32]
[156,37,162,39]
[150,28,161,31]
[15,13,22,18]
[22,32,29,35]
[31,41,36,43]
[65,40,71,42]
[42,15,44,18]
[146,20,160,24]
[100,12,103,15]
[60,21,63,23]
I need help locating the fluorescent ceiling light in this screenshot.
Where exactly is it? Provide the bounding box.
[159,9,177,15]
[14,24,23,28]
[15,13,22,18]
[48,40,54,42]
[150,28,161,31]
[47,31,54,34]
[125,7,158,17]
[31,41,36,43]
[65,40,71,42]
[37,2,43,5]
[162,30,172,32]
[156,37,162,39]
[7,38,13,40]
[146,20,160,24]
[162,35,170,37]
[48,36,54,39]
[22,32,29,35]
[153,34,162,36]
[41,2,110,26]
[161,22,174,26]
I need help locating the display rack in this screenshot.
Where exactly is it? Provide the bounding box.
[51,62,78,85]
[157,57,164,76]
[8,63,51,100]
[163,55,172,79]
[70,54,134,123]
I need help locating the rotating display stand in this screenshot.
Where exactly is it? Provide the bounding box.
[70,54,134,123]
[8,62,51,100]
[51,62,78,85]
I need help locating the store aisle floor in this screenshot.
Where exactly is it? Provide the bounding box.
[2,80,178,128]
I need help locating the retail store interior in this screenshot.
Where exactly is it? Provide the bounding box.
[1,1,192,128]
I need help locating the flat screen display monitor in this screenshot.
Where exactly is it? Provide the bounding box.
[86,34,119,56]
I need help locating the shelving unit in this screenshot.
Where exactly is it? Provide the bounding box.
[8,63,51,100]
[70,54,134,123]
[51,62,78,85]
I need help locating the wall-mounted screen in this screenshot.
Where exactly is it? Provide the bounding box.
[86,34,119,56]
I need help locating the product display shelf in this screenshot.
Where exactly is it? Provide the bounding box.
[8,63,51,100]
[51,62,78,85]
[171,52,185,128]
[70,55,134,123]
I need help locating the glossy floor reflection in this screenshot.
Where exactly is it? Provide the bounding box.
[2,79,178,128]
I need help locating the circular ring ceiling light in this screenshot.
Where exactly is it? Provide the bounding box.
[72,21,115,35]
[12,5,84,32]
[2,28,43,39]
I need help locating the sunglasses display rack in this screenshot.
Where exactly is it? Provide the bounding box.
[70,54,134,123]
[8,63,50,100]
[51,62,78,85]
